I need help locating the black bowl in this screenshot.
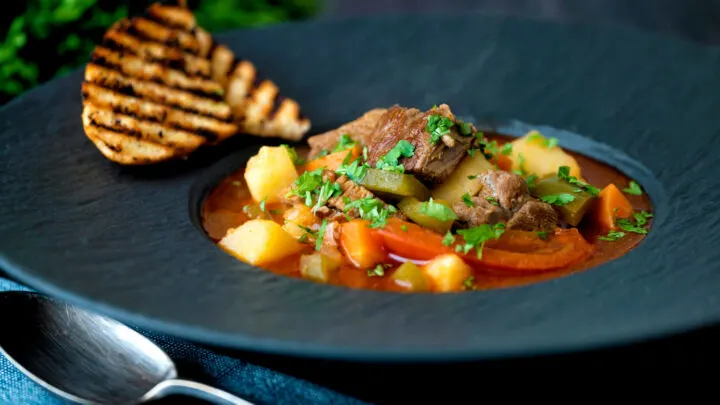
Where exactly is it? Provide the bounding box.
[1,14,719,362]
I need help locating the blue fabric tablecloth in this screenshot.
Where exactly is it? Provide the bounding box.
[0,278,368,405]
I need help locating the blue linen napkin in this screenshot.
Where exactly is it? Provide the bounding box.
[0,278,368,405]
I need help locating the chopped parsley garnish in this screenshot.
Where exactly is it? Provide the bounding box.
[442,231,456,246]
[297,225,315,244]
[420,198,458,221]
[401,224,408,232]
[375,140,414,173]
[333,134,357,152]
[540,193,576,206]
[537,231,549,240]
[362,145,369,161]
[462,276,477,290]
[527,131,559,148]
[456,223,506,258]
[467,148,480,157]
[467,174,478,180]
[367,264,387,277]
[616,218,648,234]
[315,219,328,251]
[259,197,267,212]
[269,209,281,215]
[623,181,643,196]
[457,120,473,136]
[462,193,475,207]
[525,174,537,191]
[281,144,305,165]
[501,143,513,155]
[287,168,341,212]
[598,230,626,241]
[485,196,499,206]
[336,159,369,182]
[558,166,600,196]
[242,204,251,213]
[484,140,499,158]
[633,211,653,226]
[426,114,455,144]
[315,149,329,159]
[344,196,397,228]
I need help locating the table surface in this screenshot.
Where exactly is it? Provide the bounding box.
[5,1,720,403]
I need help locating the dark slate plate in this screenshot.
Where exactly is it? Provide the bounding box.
[1,14,719,362]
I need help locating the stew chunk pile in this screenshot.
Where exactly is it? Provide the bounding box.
[211,104,652,292]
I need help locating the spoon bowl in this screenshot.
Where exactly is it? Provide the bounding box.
[0,291,252,405]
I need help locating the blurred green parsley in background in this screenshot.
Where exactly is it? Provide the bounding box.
[0,0,320,105]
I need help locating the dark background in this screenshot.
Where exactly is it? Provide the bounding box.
[3,0,719,403]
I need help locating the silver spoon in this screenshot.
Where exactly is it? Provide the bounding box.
[0,291,254,405]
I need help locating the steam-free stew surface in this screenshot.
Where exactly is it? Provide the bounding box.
[202,134,652,291]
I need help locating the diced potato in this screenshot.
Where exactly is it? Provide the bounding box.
[219,219,303,265]
[244,146,298,204]
[300,252,341,283]
[391,262,430,292]
[431,154,494,202]
[510,130,581,179]
[282,204,320,240]
[423,254,473,292]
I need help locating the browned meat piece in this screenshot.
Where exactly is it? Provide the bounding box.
[322,221,341,248]
[477,170,531,213]
[506,200,557,232]
[454,170,557,232]
[307,108,387,158]
[365,104,472,184]
[452,197,504,227]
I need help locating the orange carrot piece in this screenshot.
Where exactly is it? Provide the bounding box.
[592,183,634,232]
[340,220,386,269]
[304,145,361,172]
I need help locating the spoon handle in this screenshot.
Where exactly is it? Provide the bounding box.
[144,379,255,405]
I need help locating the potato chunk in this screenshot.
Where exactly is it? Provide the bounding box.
[219,219,303,265]
[431,154,494,202]
[510,130,581,179]
[244,146,298,203]
[423,254,473,292]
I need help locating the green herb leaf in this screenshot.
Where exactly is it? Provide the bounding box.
[598,230,626,241]
[426,114,455,144]
[485,196,499,206]
[442,231,456,246]
[537,231,549,240]
[458,120,473,136]
[616,218,648,234]
[462,193,475,207]
[462,276,477,290]
[623,181,643,196]
[289,168,324,199]
[401,224,408,232]
[313,181,342,212]
[315,219,328,251]
[525,174,537,191]
[420,198,458,221]
[501,143,513,156]
[333,134,357,152]
[336,159,369,182]
[540,193,576,206]
[527,130,559,148]
[515,153,527,176]
[558,166,600,196]
[362,146,369,161]
[344,196,398,228]
[269,209,281,215]
[376,140,415,173]
[456,223,506,259]
[281,144,305,165]
[467,174,478,180]
[367,264,386,277]
[484,140,499,158]
[633,210,653,226]
[259,197,267,212]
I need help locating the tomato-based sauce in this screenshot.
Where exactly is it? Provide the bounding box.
[201,134,652,291]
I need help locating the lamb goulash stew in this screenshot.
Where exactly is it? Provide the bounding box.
[202,104,652,292]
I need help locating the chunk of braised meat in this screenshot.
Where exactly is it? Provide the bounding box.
[321,220,341,248]
[365,104,473,184]
[307,108,387,158]
[506,200,558,231]
[452,197,504,227]
[454,170,558,232]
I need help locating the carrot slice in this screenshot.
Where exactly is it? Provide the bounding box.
[591,183,634,232]
[304,145,361,172]
[375,219,593,273]
[340,220,386,269]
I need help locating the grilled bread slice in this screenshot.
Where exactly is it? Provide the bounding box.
[82,1,310,165]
